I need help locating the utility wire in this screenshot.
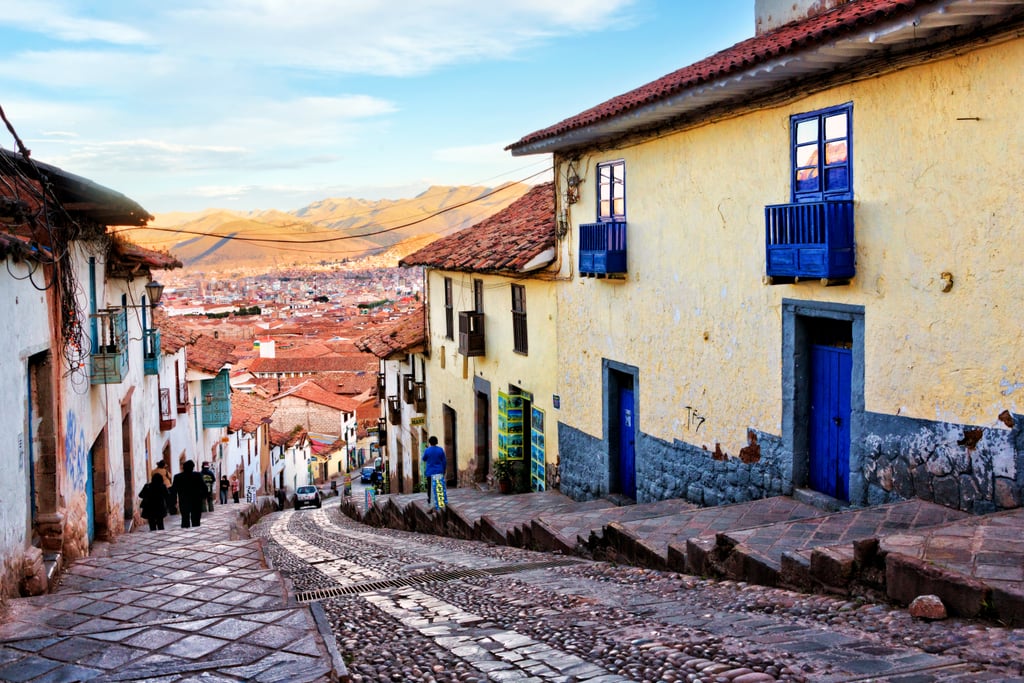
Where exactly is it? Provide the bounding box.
[111,167,552,247]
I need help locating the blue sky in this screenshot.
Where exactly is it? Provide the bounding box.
[0,1,753,213]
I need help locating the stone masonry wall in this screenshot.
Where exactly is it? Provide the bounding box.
[861,411,1023,513]
[558,422,790,504]
[640,430,791,506]
[557,424,608,501]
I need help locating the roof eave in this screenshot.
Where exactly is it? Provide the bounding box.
[510,1,1024,156]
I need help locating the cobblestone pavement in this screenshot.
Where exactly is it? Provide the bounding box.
[253,506,1024,683]
[0,504,343,682]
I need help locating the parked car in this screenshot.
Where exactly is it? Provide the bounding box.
[360,466,375,484]
[293,485,322,509]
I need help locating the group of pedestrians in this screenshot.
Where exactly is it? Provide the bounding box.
[138,460,242,531]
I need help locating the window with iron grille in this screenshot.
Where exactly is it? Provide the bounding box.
[511,284,527,355]
[597,159,626,221]
[444,277,454,340]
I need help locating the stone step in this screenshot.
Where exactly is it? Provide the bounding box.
[708,499,969,588]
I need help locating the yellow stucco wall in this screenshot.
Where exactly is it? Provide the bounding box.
[556,36,1024,456]
[423,268,560,482]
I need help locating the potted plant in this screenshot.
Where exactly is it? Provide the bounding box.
[493,458,515,494]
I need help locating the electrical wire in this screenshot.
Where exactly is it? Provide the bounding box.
[110,167,552,248]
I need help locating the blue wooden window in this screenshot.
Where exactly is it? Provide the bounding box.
[597,160,625,221]
[201,369,231,428]
[792,103,852,202]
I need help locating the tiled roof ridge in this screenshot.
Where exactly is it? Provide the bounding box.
[509,0,931,149]
[399,182,555,273]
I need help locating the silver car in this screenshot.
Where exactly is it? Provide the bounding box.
[293,485,322,509]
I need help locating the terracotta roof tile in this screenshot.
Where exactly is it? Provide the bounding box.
[354,307,425,359]
[230,391,276,433]
[109,238,182,271]
[249,354,377,374]
[399,183,555,273]
[271,425,307,448]
[272,380,361,412]
[187,333,237,375]
[509,0,932,150]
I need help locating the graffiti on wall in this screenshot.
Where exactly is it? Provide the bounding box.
[64,410,89,491]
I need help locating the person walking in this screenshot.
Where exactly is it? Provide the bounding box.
[200,462,216,512]
[139,472,168,531]
[153,459,176,515]
[171,460,207,528]
[219,475,230,504]
[230,474,240,503]
[423,436,448,511]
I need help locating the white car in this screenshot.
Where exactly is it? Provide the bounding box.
[293,485,322,509]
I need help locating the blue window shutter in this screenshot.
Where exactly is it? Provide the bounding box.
[201,370,231,428]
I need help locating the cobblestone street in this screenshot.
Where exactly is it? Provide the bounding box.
[254,507,1024,683]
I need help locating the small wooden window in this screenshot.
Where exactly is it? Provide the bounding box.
[474,279,484,314]
[511,284,527,355]
[444,277,454,340]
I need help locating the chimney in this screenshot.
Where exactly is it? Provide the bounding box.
[755,0,851,35]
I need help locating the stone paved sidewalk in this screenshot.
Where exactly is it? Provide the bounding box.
[0,501,345,682]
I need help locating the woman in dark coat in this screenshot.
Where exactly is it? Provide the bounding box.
[139,472,168,531]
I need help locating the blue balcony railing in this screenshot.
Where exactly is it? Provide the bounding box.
[765,200,854,280]
[90,308,129,384]
[580,221,627,276]
[143,328,161,375]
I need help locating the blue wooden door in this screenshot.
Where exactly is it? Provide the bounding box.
[618,387,636,498]
[809,344,851,501]
[86,447,96,542]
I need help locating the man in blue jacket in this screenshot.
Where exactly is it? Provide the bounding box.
[422,436,447,510]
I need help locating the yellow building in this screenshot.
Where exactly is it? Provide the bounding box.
[401,183,561,493]
[508,0,1024,512]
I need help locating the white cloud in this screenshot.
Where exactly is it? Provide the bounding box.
[0,1,150,44]
[160,0,639,76]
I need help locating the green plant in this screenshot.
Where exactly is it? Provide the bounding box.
[493,458,514,481]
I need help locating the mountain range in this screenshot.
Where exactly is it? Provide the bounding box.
[129,183,532,272]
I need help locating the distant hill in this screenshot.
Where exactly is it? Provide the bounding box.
[133,183,532,272]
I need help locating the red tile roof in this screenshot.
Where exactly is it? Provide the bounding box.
[249,355,377,374]
[271,425,307,448]
[399,183,555,273]
[109,238,182,271]
[272,380,361,412]
[354,307,426,359]
[230,391,276,433]
[508,0,939,151]
[187,333,237,375]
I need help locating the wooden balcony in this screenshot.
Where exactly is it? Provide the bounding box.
[90,308,128,385]
[765,200,854,282]
[143,328,160,375]
[176,379,189,414]
[376,417,387,442]
[403,373,415,404]
[387,395,401,425]
[376,371,386,397]
[159,387,176,431]
[413,382,426,413]
[579,221,627,276]
[458,311,485,356]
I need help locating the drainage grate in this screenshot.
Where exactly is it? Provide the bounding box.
[296,558,580,602]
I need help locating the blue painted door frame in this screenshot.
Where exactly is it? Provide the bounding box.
[618,387,636,498]
[809,344,851,501]
[86,446,96,542]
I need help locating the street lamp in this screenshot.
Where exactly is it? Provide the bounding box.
[144,280,165,308]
